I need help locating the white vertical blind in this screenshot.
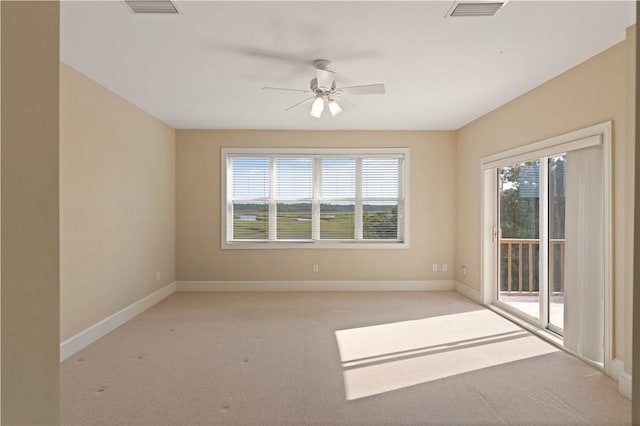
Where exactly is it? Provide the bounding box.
[563,145,604,364]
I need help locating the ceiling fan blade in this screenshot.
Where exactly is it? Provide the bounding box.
[334,96,358,110]
[263,87,312,93]
[336,83,385,95]
[285,96,316,111]
[316,68,335,91]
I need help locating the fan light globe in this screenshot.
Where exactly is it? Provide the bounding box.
[310,96,324,118]
[328,99,342,117]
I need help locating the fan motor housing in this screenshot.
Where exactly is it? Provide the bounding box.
[310,77,336,94]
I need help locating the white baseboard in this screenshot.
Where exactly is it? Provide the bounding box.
[618,372,632,400]
[59,280,452,361]
[454,280,482,303]
[611,358,624,381]
[176,280,455,292]
[611,359,632,399]
[60,282,177,362]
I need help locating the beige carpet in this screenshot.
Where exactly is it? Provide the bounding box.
[60,291,630,425]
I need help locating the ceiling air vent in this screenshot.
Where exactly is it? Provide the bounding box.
[124,0,179,14]
[447,2,505,17]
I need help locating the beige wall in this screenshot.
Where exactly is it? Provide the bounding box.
[60,63,176,340]
[455,33,635,372]
[625,24,636,381]
[1,2,60,424]
[176,130,456,282]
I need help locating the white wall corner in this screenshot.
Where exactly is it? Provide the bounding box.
[176,280,455,292]
[60,282,177,362]
[611,359,632,400]
[454,280,482,304]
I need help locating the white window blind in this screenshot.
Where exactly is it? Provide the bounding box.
[362,158,398,198]
[232,157,269,199]
[362,158,400,240]
[321,158,356,198]
[320,158,356,240]
[275,158,313,240]
[223,148,409,248]
[231,158,270,240]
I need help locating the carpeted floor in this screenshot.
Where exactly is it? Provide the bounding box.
[60,291,630,425]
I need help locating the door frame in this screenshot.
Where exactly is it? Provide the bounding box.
[479,121,613,374]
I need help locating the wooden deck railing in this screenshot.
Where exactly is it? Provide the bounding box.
[500,238,565,295]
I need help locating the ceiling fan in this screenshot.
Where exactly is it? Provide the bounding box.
[262,59,385,118]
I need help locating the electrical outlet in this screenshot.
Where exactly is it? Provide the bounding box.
[462,265,467,276]
[312,264,319,273]
[155,271,162,281]
[432,264,438,272]
[442,264,448,272]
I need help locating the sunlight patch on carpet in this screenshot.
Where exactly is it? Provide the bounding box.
[335,310,559,400]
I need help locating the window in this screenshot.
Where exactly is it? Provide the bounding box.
[222,148,409,249]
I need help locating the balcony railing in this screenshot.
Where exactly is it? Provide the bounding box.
[500,238,565,295]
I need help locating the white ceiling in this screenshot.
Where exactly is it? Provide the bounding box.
[60,1,636,130]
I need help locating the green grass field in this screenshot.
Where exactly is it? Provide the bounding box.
[233,206,396,240]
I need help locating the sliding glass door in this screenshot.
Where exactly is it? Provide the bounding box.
[498,160,542,321]
[497,155,568,335]
[547,155,566,332]
[483,123,611,370]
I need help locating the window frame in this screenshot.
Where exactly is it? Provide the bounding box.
[221,147,410,249]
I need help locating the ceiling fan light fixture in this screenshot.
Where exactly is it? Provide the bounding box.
[328,99,343,117]
[265,60,385,118]
[310,96,324,118]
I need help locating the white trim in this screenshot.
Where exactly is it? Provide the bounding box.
[488,304,564,348]
[618,372,632,400]
[486,304,627,387]
[539,157,549,323]
[312,158,321,240]
[223,147,407,157]
[401,151,410,247]
[611,358,625,381]
[601,122,613,375]
[176,280,454,292]
[611,359,632,400]
[59,282,177,362]
[355,158,364,240]
[268,158,277,240]
[482,135,601,170]
[221,147,410,249]
[481,123,605,169]
[454,280,482,304]
[480,168,497,305]
[221,240,410,250]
